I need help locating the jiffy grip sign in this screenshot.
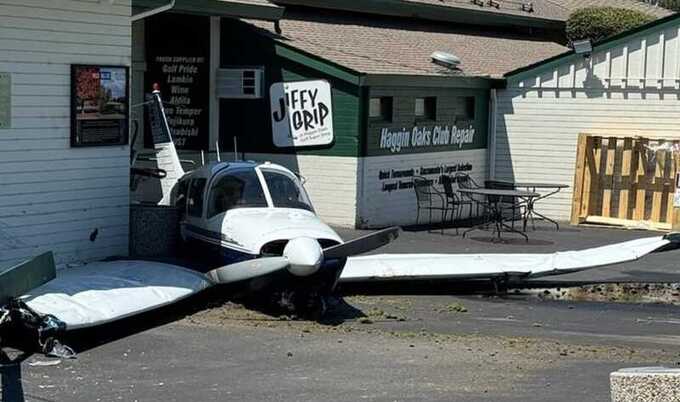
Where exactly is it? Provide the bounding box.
[270,80,334,148]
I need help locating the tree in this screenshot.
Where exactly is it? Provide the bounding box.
[566,7,655,43]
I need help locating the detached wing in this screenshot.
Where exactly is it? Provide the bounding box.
[339,235,679,283]
[22,260,212,330]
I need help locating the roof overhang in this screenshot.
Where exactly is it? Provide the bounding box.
[360,74,505,89]
[272,0,563,31]
[133,0,285,21]
[505,12,680,81]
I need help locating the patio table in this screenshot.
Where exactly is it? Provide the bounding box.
[508,182,569,231]
[458,188,539,241]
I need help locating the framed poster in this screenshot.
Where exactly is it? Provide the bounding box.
[71,65,129,147]
[270,80,334,148]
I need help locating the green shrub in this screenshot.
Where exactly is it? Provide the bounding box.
[566,7,655,43]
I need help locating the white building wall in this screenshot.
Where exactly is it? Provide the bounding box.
[0,0,131,267]
[359,149,488,228]
[494,17,680,221]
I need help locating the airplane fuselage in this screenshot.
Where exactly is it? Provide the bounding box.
[172,161,347,302]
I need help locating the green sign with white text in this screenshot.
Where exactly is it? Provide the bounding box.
[0,73,10,129]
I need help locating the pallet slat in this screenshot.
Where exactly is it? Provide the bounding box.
[572,134,680,232]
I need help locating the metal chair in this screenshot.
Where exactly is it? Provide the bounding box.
[455,172,484,218]
[485,180,527,229]
[440,175,469,233]
[413,176,449,233]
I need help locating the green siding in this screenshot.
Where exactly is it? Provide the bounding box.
[365,87,489,157]
[219,19,361,157]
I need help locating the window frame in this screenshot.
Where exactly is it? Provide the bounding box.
[187,178,207,218]
[258,167,315,213]
[368,96,393,122]
[455,96,476,122]
[206,168,268,219]
[414,96,436,121]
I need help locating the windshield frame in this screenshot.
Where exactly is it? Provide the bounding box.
[204,165,315,220]
[257,166,315,213]
[205,167,268,219]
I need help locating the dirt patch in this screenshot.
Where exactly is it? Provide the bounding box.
[180,295,677,366]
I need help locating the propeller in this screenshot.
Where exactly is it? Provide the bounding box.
[206,257,289,284]
[206,227,400,284]
[322,227,400,260]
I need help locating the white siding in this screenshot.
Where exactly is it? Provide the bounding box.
[0,0,131,267]
[359,149,488,228]
[243,153,359,227]
[495,18,680,221]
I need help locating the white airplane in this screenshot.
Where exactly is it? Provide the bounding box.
[1,91,678,357]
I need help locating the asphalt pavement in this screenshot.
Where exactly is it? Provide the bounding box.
[3,224,680,402]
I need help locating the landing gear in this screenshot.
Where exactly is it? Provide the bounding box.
[270,291,328,320]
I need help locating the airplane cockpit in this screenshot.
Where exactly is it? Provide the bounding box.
[174,161,315,221]
[173,161,339,260]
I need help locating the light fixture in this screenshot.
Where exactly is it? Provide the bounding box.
[572,39,593,59]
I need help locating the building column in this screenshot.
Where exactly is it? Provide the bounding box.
[209,16,221,153]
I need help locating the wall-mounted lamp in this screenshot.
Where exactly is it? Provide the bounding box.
[572,39,593,60]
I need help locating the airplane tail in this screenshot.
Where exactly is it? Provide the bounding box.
[145,90,185,205]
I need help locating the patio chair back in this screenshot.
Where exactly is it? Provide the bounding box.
[413,177,432,204]
[455,173,479,190]
[441,175,455,198]
[485,180,515,203]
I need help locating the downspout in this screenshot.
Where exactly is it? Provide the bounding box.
[487,88,497,180]
[131,0,175,22]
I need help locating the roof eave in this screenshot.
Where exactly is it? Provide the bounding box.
[272,0,565,30]
[360,74,504,89]
[133,0,285,21]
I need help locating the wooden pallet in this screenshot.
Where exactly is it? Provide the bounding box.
[571,133,680,231]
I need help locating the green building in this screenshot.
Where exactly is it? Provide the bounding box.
[131,0,671,227]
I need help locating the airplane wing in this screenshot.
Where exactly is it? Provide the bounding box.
[339,234,680,283]
[21,260,213,331]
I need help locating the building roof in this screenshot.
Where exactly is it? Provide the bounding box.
[271,0,674,29]
[505,11,680,79]
[245,11,567,78]
[406,0,673,21]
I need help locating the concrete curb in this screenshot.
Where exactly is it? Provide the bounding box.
[611,367,680,402]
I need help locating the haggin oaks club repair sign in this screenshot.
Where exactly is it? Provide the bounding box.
[270,80,333,148]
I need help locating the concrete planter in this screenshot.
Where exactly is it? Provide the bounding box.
[611,367,680,402]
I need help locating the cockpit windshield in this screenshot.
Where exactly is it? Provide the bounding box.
[261,169,314,212]
[207,169,267,218]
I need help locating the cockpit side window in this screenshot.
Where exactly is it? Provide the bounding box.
[261,169,314,212]
[175,179,189,214]
[187,178,207,218]
[207,169,267,218]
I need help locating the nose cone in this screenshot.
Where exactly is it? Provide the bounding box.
[284,237,323,277]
